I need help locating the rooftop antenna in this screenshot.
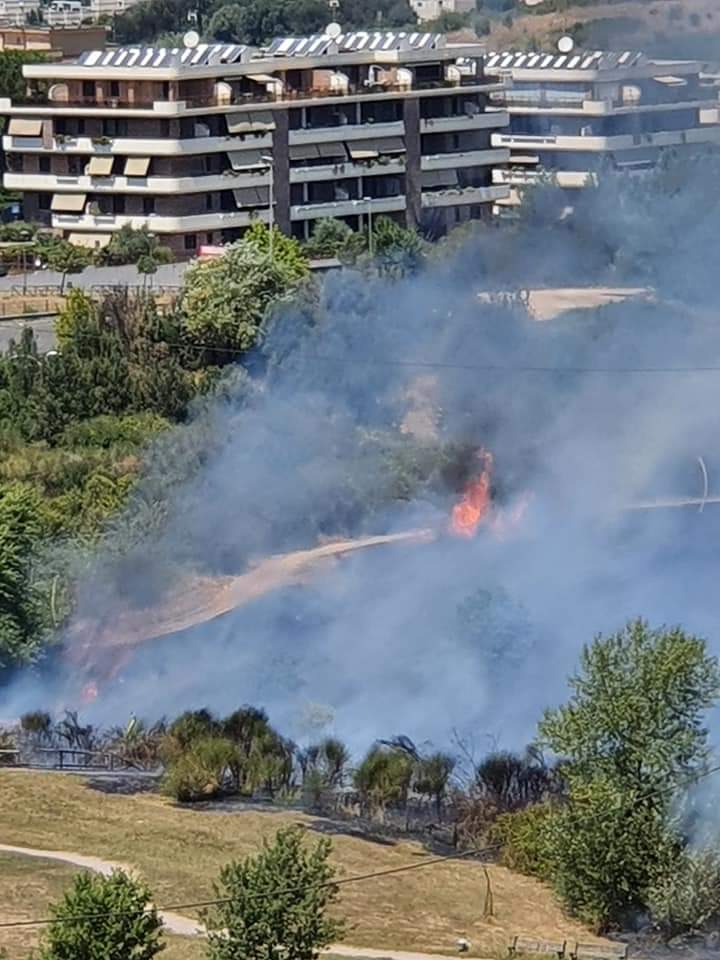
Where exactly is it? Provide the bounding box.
[557,35,574,54]
[183,29,200,48]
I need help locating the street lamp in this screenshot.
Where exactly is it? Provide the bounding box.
[260,154,274,259]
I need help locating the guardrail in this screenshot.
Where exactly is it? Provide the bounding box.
[0,746,142,771]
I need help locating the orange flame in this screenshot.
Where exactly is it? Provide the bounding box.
[450,450,494,538]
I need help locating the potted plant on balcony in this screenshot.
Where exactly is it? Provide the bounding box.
[91,135,112,146]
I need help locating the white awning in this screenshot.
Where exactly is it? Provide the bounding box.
[654,75,687,86]
[8,118,42,136]
[248,74,277,84]
[87,156,114,176]
[348,141,379,160]
[511,154,540,164]
[252,110,275,127]
[51,193,86,212]
[68,232,111,249]
[124,156,150,177]
[227,149,267,169]
[233,186,270,207]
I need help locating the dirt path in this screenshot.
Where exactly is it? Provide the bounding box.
[68,528,434,679]
[0,842,472,960]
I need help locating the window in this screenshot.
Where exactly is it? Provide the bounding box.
[82,81,94,99]
[38,156,50,173]
[205,192,214,210]
[184,233,197,251]
[77,118,85,135]
[143,196,155,215]
[112,195,125,214]
[67,155,83,176]
[55,117,66,134]
[38,193,51,210]
[110,81,120,98]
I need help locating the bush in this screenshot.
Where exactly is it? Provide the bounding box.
[162,735,237,802]
[38,869,164,960]
[489,803,555,878]
[647,848,720,939]
[59,413,170,449]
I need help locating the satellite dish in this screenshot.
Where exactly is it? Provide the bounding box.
[325,21,342,39]
[183,29,200,49]
[557,35,574,54]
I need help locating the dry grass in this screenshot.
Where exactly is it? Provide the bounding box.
[0,772,608,958]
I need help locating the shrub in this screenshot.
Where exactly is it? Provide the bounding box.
[162,735,237,802]
[647,848,720,939]
[38,869,163,960]
[489,803,555,878]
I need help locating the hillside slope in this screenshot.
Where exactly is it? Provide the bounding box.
[0,772,607,957]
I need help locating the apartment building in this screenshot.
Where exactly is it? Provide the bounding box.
[483,50,720,206]
[0,0,40,28]
[0,25,106,56]
[410,0,474,25]
[86,0,144,24]
[0,31,510,255]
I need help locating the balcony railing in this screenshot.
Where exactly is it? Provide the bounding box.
[11,76,491,112]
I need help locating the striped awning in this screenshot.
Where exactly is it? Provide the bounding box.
[87,156,114,176]
[8,118,42,136]
[51,193,86,212]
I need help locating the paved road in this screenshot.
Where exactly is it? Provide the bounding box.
[0,316,56,352]
[0,841,477,959]
[0,262,188,292]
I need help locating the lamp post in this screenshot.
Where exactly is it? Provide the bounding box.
[260,154,274,259]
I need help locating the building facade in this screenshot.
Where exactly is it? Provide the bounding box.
[483,50,720,208]
[410,0,475,26]
[0,25,106,56]
[0,31,510,255]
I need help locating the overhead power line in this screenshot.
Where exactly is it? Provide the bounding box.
[7,323,720,375]
[2,761,720,931]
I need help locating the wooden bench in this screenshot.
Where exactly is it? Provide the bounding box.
[509,936,567,959]
[569,943,628,960]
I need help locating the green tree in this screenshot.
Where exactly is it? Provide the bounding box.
[97,224,173,268]
[414,751,455,819]
[37,236,89,292]
[538,620,720,791]
[0,482,49,668]
[205,826,345,960]
[0,50,47,102]
[353,745,414,821]
[243,222,310,282]
[38,869,164,960]
[179,237,309,359]
[370,216,426,278]
[304,218,365,264]
[536,620,720,929]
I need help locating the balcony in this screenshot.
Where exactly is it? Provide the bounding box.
[0,77,501,116]
[492,168,596,189]
[289,120,404,145]
[52,209,270,233]
[421,147,509,170]
[289,157,405,183]
[420,111,509,134]
[491,124,720,152]
[3,132,273,156]
[4,169,271,194]
[420,185,509,208]
[290,194,406,221]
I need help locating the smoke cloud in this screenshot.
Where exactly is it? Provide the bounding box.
[6,155,720,756]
